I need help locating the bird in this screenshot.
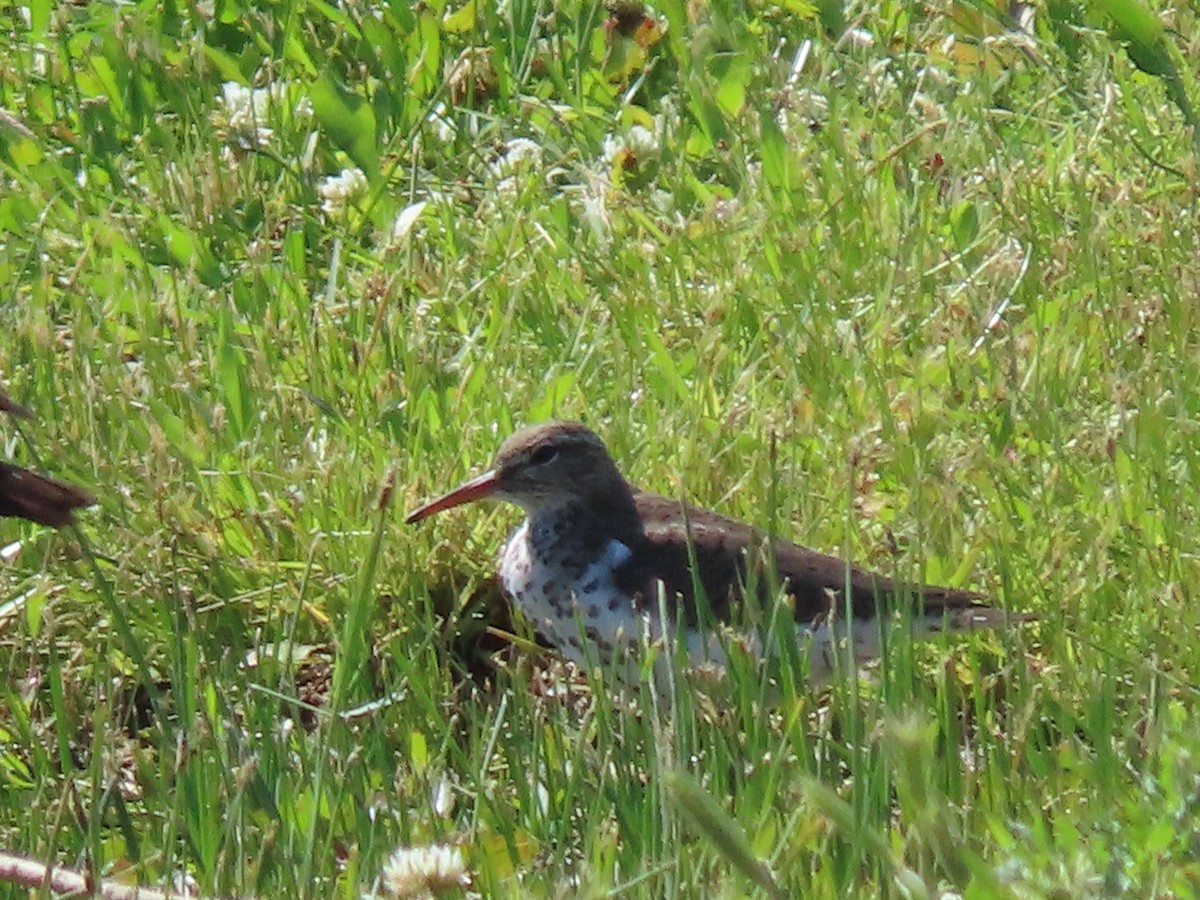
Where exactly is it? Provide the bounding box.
[406,421,1027,679]
[0,462,95,527]
[1,387,95,527]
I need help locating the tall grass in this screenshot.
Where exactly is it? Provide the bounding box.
[1,0,1198,896]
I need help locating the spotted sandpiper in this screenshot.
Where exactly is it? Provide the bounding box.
[407,421,1025,678]
[1,388,95,527]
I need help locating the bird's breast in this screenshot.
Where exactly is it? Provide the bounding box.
[498,521,645,668]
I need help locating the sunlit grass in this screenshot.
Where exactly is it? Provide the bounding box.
[1,0,1199,896]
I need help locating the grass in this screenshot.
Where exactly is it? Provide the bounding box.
[1,0,1199,896]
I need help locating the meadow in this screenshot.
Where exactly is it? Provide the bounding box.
[1,0,1199,896]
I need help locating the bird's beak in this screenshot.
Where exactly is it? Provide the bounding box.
[405,469,500,523]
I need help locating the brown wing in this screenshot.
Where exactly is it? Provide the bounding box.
[0,462,95,527]
[616,491,990,627]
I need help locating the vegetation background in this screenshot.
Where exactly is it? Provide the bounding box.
[1,0,1198,896]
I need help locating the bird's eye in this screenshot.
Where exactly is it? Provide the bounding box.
[529,444,559,466]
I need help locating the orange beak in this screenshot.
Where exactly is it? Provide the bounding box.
[405,469,501,523]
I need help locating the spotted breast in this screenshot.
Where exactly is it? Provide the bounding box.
[499,515,648,669]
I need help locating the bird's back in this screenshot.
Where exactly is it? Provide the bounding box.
[617,490,997,631]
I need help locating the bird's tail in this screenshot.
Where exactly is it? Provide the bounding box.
[802,595,1034,680]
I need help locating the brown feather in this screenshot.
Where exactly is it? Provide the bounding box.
[0,462,95,527]
[616,490,994,628]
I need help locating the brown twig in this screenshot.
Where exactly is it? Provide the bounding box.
[0,388,34,420]
[0,849,253,899]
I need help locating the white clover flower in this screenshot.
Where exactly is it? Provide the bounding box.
[495,137,543,172]
[214,80,312,150]
[626,123,658,156]
[601,121,661,170]
[486,137,545,200]
[319,167,368,215]
[217,82,274,148]
[377,843,469,898]
[488,141,540,181]
[224,82,263,120]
